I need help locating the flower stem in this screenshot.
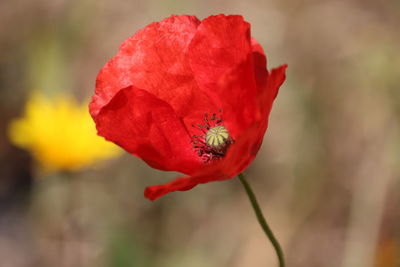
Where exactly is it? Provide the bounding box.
[238,173,285,267]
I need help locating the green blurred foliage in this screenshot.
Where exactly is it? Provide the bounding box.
[107,229,148,267]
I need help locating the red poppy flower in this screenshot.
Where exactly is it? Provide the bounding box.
[90,14,287,200]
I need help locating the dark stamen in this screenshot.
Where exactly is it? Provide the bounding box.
[190,109,234,163]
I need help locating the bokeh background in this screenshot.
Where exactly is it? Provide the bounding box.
[1,0,399,266]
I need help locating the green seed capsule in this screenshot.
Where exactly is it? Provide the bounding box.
[205,125,229,147]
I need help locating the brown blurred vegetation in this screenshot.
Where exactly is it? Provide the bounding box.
[0,0,399,266]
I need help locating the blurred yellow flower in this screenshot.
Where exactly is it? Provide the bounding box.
[8,93,121,172]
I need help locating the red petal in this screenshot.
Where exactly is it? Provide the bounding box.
[90,15,216,134]
[251,38,269,95]
[144,122,259,200]
[251,64,288,156]
[261,64,287,110]
[95,86,202,174]
[251,38,267,70]
[188,15,259,138]
[144,65,287,201]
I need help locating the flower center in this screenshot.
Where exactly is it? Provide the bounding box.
[205,125,230,147]
[191,112,233,163]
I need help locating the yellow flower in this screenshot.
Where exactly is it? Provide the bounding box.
[8,93,121,172]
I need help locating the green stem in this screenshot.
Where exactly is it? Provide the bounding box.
[238,173,285,267]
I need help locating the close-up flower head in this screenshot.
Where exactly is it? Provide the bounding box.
[89,14,287,200]
[3,1,398,266]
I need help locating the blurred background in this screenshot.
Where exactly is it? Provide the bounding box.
[1,0,399,266]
